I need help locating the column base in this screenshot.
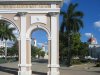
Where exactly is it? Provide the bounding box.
[47,71,60,75]
[51,71,60,75]
[18,70,32,75]
[48,64,60,75]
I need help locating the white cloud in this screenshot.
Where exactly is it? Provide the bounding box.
[9,24,14,28]
[85,33,92,37]
[37,42,48,47]
[9,24,19,38]
[13,30,18,33]
[37,43,43,47]
[12,29,19,38]
[94,21,100,28]
[64,0,71,4]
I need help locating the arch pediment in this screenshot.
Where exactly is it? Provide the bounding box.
[26,23,51,39]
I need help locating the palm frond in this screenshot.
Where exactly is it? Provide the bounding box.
[67,3,78,16]
[0,20,16,41]
[72,11,84,18]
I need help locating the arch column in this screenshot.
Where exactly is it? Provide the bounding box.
[47,37,51,75]
[48,12,60,75]
[18,12,31,75]
[26,38,32,74]
[18,38,21,72]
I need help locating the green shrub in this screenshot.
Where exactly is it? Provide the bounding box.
[0,57,18,64]
[0,58,5,64]
[95,63,100,67]
[71,59,82,65]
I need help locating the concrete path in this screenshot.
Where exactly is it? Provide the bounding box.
[0,61,100,75]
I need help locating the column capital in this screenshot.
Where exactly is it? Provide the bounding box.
[47,12,59,17]
[16,12,27,17]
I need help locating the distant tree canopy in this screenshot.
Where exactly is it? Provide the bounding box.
[59,3,87,66]
[59,32,89,65]
[31,46,45,59]
[0,20,16,62]
[7,41,19,56]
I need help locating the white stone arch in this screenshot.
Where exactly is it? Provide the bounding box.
[0,17,20,39]
[26,23,51,40]
[0,0,62,75]
[25,23,51,75]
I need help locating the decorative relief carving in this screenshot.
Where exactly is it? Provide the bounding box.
[31,16,47,24]
[0,5,51,9]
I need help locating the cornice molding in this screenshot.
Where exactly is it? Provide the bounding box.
[0,0,62,5]
[47,12,59,17]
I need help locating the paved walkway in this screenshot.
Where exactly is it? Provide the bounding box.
[0,60,100,75]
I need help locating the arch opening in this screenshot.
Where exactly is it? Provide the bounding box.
[0,18,20,62]
[31,28,49,75]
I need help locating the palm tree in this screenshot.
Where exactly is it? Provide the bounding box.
[60,3,84,33]
[0,20,16,62]
[60,3,84,66]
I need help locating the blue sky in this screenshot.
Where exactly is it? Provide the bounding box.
[61,0,100,44]
[31,29,48,47]
[32,0,100,46]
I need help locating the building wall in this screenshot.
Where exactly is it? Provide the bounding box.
[89,44,100,59]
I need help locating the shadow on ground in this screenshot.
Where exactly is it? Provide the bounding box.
[32,59,48,63]
[0,66,18,75]
[92,71,100,73]
[0,66,47,75]
[32,71,47,75]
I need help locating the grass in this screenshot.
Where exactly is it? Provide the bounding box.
[0,57,18,64]
[0,58,5,64]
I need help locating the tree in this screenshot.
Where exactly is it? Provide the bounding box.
[0,20,16,62]
[59,32,81,65]
[36,48,42,59]
[31,46,37,58]
[31,46,46,59]
[70,33,81,57]
[40,51,45,58]
[59,32,68,63]
[0,47,5,56]
[11,41,19,56]
[60,3,84,66]
[78,42,89,58]
[60,3,84,33]
[7,41,19,57]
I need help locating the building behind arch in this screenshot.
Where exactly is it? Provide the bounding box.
[88,35,100,59]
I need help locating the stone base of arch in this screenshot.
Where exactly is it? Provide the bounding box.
[0,1,62,75]
[18,71,32,75]
[47,70,60,75]
[18,63,32,75]
[47,64,60,75]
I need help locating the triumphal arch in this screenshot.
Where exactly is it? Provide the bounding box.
[0,0,63,75]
